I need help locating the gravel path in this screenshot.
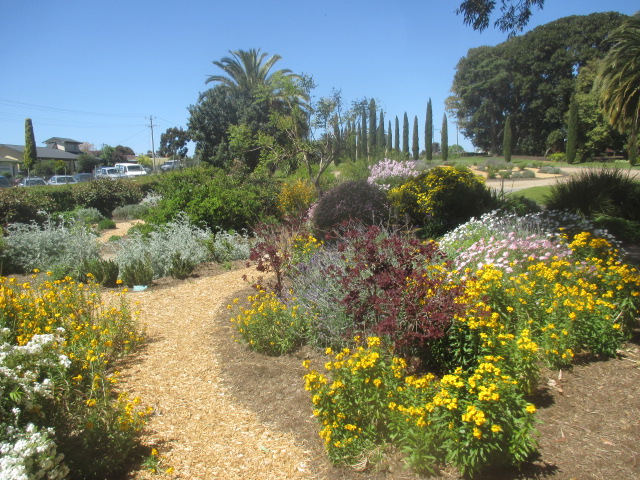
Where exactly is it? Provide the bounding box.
[119,267,313,480]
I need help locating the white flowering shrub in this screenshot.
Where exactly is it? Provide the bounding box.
[2,216,100,277]
[116,214,211,279]
[0,330,70,480]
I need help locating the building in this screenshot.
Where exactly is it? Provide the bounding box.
[0,137,82,176]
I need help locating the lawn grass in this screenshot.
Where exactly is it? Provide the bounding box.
[510,185,552,204]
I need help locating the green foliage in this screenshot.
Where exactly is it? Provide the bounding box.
[206,230,252,262]
[449,12,628,154]
[147,166,278,232]
[70,207,106,225]
[277,179,317,217]
[545,167,640,220]
[77,153,102,173]
[23,118,38,173]
[158,126,190,159]
[503,115,512,162]
[81,258,120,287]
[2,217,100,277]
[425,99,433,160]
[120,257,154,287]
[389,166,497,236]
[98,218,117,230]
[566,95,579,164]
[547,152,566,162]
[230,291,307,355]
[168,252,196,279]
[311,180,390,233]
[72,179,144,217]
[112,203,151,221]
[441,114,449,162]
[402,113,409,156]
[412,116,419,160]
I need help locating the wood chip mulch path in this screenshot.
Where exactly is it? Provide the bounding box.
[118,265,314,480]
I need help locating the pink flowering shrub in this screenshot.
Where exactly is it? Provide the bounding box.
[367,158,419,190]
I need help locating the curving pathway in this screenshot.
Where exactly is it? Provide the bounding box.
[118,266,313,480]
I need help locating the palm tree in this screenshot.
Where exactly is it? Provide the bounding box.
[205,49,309,107]
[596,15,640,163]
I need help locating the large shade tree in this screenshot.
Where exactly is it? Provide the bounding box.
[596,15,640,165]
[447,12,627,155]
[457,0,545,36]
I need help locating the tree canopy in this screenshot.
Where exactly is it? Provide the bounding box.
[159,127,190,159]
[457,0,545,37]
[447,12,628,156]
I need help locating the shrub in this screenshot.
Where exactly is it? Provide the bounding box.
[70,207,106,225]
[81,258,120,287]
[98,218,117,230]
[206,230,252,263]
[367,158,419,190]
[547,152,566,162]
[229,291,307,355]
[277,179,317,217]
[0,276,146,478]
[120,257,154,287]
[72,179,144,217]
[2,217,100,277]
[116,215,210,280]
[539,165,562,174]
[0,188,59,225]
[112,203,151,221]
[168,252,196,280]
[389,166,497,237]
[312,180,390,233]
[146,166,279,232]
[545,167,640,221]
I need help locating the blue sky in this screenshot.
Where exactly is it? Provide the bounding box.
[1,0,638,155]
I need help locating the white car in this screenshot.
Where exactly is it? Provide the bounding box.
[161,160,181,172]
[114,163,147,177]
[47,175,77,186]
[95,167,125,179]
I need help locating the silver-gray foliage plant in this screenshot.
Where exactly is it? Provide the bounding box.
[115,214,211,279]
[2,215,100,275]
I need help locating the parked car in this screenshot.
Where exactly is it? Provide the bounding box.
[73,173,94,183]
[160,160,181,172]
[18,177,47,187]
[0,176,10,188]
[114,163,147,177]
[47,175,77,186]
[95,167,125,179]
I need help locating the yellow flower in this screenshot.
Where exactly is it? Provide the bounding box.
[525,404,536,414]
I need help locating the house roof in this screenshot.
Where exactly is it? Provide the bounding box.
[0,144,79,160]
[43,137,82,145]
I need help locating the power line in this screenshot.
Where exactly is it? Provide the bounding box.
[0,98,147,118]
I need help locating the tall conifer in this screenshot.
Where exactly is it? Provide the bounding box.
[402,113,409,157]
[503,115,512,162]
[387,120,392,152]
[394,116,400,152]
[442,113,449,161]
[566,95,578,164]
[361,111,368,161]
[377,111,385,157]
[23,118,38,175]
[425,99,433,161]
[412,116,419,160]
[369,99,377,155]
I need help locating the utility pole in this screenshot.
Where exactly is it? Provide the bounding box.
[149,115,158,172]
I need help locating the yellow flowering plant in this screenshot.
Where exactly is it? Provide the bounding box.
[230,290,307,355]
[0,274,147,477]
[302,337,405,465]
[390,358,538,477]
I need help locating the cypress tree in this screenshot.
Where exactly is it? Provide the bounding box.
[425,99,433,161]
[377,111,385,157]
[566,95,578,165]
[23,118,38,175]
[402,112,409,157]
[356,126,362,161]
[441,113,449,161]
[503,115,512,162]
[394,116,400,152]
[387,120,392,152]
[369,99,377,156]
[412,116,419,160]
[361,111,368,161]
